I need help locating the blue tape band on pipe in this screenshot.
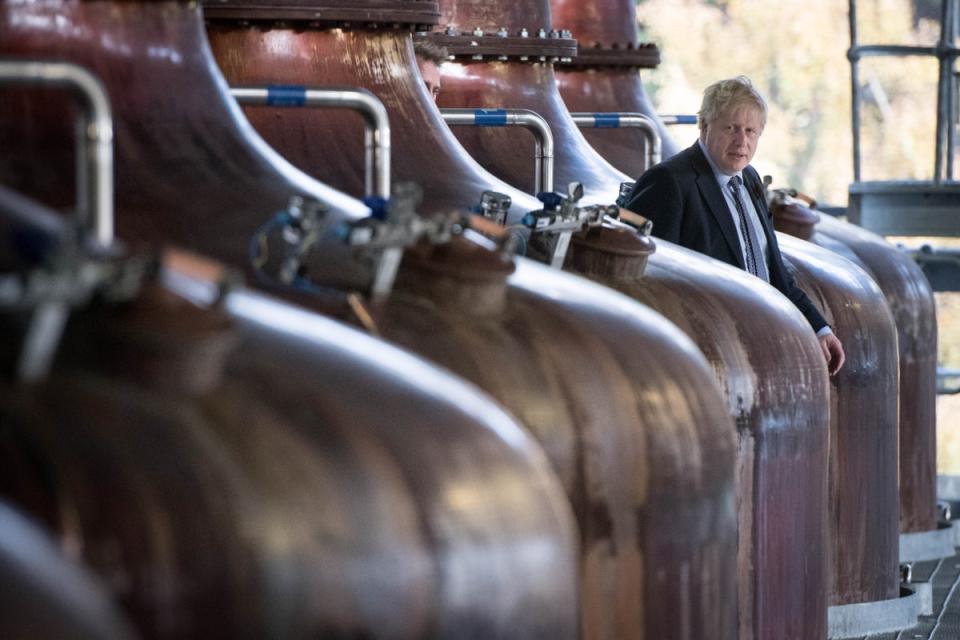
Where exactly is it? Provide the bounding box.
[267,85,307,106]
[475,109,508,126]
[594,113,621,128]
[669,115,698,124]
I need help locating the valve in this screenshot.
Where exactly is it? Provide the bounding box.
[251,184,515,301]
[521,182,618,268]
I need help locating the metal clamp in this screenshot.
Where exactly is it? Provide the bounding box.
[231,85,391,200]
[441,108,554,194]
[569,112,662,170]
[0,60,114,249]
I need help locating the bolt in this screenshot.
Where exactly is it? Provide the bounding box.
[519,27,529,37]
[445,25,459,35]
[496,27,508,37]
[498,55,508,61]
[549,29,559,38]
[537,28,547,38]
[472,26,484,36]
[472,54,483,61]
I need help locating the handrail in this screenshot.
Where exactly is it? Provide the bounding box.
[0,61,114,248]
[569,112,662,170]
[440,108,554,194]
[231,85,391,200]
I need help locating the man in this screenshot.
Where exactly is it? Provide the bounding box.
[623,75,845,375]
[413,40,448,103]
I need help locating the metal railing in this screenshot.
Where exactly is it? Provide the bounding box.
[569,112,662,170]
[0,61,114,247]
[231,86,391,200]
[440,108,554,194]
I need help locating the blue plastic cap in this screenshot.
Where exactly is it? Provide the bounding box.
[536,191,563,210]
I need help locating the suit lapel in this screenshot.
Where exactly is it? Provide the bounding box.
[689,143,745,269]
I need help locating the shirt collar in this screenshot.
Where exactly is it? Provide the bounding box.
[698,138,743,188]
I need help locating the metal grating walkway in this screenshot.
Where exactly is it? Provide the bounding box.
[858,550,960,639]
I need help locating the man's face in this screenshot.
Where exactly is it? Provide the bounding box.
[700,103,764,174]
[419,60,442,102]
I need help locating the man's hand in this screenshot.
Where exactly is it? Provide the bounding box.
[819,333,845,376]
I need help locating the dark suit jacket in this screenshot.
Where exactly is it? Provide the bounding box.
[623,141,828,332]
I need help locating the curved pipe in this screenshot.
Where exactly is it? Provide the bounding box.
[231,86,392,200]
[570,112,662,170]
[0,61,114,248]
[440,108,555,194]
[659,114,698,126]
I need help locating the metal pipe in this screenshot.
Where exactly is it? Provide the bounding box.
[935,0,953,182]
[849,0,862,182]
[569,112,662,170]
[850,44,941,57]
[231,86,391,200]
[440,108,555,194]
[0,61,114,248]
[948,0,958,178]
[660,114,698,126]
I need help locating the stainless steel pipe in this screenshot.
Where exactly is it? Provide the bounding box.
[569,112,662,170]
[230,86,392,200]
[0,61,114,248]
[440,108,555,194]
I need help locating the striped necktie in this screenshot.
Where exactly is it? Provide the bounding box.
[727,176,769,282]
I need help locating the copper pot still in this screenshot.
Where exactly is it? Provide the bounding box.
[771,192,939,535]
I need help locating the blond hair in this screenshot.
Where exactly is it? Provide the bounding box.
[697,76,767,132]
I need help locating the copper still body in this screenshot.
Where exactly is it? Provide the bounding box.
[0,0,369,276]
[550,0,682,169]
[204,4,544,214]
[0,236,581,639]
[567,228,831,640]
[0,500,137,640]
[772,199,939,536]
[778,234,901,606]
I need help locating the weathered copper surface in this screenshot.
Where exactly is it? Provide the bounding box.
[550,0,683,168]
[778,234,900,605]
[205,23,544,214]
[0,5,740,639]
[0,247,581,639]
[0,500,137,640]
[568,225,831,640]
[0,0,368,277]
[325,241,741,640]
[773,203,939,535]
